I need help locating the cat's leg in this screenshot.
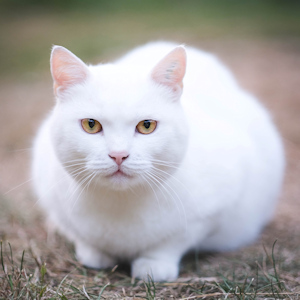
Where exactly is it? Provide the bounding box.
[75,241,116,269]
[131,241,188,282]
[132,256,179,282]
[132,223,211,281]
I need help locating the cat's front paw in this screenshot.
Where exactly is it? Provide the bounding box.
[132,257,179,282]
[75,242,116,269]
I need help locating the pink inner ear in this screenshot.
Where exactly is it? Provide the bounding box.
[151,46,186,88]
[51,46,88,95]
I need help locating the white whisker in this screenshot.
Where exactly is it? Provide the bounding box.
[62,158,87,163]
[147,170,187,230]
[151,165,193,199]
[68,171,97,213]
[11,147,33,153]
[4,178,33,195]
[150,158,181,165]
[64,166,89,197]
[140,173,162,212]
[144,171,171,208]
[31,165,88,209]
[63,162,87,169]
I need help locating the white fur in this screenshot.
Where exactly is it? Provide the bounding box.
[32,42,284,281]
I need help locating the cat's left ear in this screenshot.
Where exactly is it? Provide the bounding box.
[50,46,89,96]
[151,46,186,93]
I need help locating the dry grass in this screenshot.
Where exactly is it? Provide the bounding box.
[0,237,300,299]
[1,2,300,299]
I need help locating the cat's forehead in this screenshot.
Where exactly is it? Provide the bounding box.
[88,64,155,107]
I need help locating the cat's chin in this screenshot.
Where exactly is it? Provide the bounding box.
[104,170,136,191]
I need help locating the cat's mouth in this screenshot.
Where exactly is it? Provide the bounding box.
[109,169,131,178]
[114,170,125,176]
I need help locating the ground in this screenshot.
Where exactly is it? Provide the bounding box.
[0,2,300,299]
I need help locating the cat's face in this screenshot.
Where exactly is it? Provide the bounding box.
[50,46,188,190]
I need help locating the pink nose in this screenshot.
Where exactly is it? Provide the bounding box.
[109,152,129,166]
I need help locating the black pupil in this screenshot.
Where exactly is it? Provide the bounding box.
[144,120,151,129]
[88,119,95,128]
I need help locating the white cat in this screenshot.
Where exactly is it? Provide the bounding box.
[32,42,284,281]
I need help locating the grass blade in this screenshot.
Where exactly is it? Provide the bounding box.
[97,282,110,300]
[0,241,5,273]
[271,240,284,291]
[19,250,25,272]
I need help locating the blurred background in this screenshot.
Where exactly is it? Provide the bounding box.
[0,0,300,275]
[1,0,300,79]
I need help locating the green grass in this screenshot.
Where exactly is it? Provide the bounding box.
[1,239,299,299]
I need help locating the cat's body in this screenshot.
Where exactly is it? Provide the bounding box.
[32,42,284,281]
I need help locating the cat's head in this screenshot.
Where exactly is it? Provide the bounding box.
[49,45,189,190]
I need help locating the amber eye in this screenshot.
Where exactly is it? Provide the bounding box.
[81,119,102,134]
[136,120,157,134]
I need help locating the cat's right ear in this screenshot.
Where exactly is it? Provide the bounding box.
[151,46,186,95]
[50,46,89,97]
